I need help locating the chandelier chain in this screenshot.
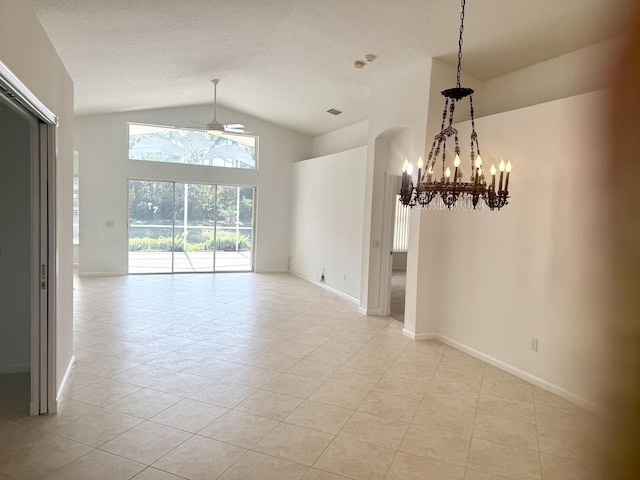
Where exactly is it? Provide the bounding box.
[456,0,466,88]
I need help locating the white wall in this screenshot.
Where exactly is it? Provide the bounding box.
[404,208,442,337]
[0,0,74,398]
[290,147,367,301]
[398,42,616,408]
[0,101,31,372]
[360,60,433,314]
[482,39,618,117]
[74,105,311,275]
[311,119,369,158]
[289,36,613,408]
[402,60,485,332]
[411,91,609,408]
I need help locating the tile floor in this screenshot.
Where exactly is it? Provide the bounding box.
[0,273,604,479]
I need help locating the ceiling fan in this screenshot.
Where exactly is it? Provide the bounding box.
[203,79,249,135]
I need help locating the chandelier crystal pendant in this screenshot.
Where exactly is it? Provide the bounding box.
[399,0,511,211]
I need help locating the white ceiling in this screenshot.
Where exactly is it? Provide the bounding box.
[31,0,632,137]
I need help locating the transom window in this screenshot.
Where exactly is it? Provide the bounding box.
[128,123,257,169]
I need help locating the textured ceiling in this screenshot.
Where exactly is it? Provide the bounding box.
[31,0,632,137]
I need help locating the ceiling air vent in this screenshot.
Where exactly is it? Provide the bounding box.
[327,108,342,116]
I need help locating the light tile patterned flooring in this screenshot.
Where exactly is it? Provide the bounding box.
[0,273,604,479]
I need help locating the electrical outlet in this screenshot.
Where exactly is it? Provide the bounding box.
[343,272,347,280]
[530,337,539,352]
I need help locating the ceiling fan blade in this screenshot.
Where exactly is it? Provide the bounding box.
[224,130,251,135]
[225,123,246,129]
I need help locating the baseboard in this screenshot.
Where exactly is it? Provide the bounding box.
[321,283,359,305]
[402,329,437,341]
[289,270,359,305]
[0,363,30,374]
[78,271,125,277]
[435,334,604,414]
[254,268,289,273]
[288,269,319,286]
[50,355,75,414]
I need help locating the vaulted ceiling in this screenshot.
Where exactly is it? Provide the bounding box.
[32,0,632,137]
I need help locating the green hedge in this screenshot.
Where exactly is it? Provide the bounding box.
[216,232,251,251]
[129,232,250,252]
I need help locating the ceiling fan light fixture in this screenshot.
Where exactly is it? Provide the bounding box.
[205,78,248,135]
[206,121,225,135]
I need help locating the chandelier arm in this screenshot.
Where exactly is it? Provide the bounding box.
[471,133,480,162]
[427,139,438,172]
[447,97,456,128]
[444,99,456,177]
[433,144,441,170]
[469,94,480,157]
[429,97,451,173]
[442,97,450,130]
[441,137,447,178]
[469,136,475,171]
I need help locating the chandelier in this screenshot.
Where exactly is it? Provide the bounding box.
[399,0,511,211]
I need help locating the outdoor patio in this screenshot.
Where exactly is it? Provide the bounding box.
[128,251,252,273]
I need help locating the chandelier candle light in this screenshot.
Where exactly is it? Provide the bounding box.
[399,0,512,210]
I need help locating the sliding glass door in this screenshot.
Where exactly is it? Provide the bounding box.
[215,186,254,271]
[173,183,217,272]
[128,180,175,273]
[128,180,254,273]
